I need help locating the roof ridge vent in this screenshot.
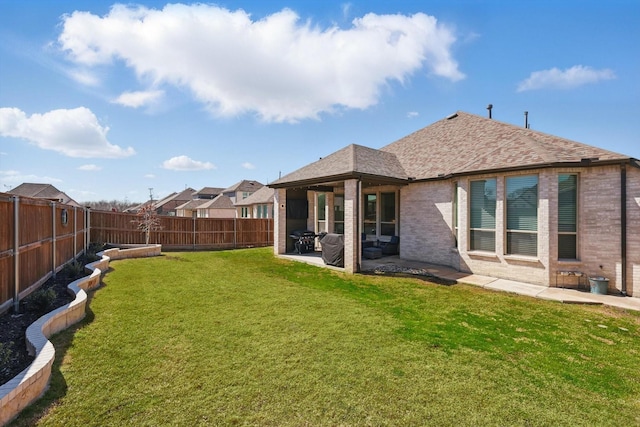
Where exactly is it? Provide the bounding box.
[446,113,458,120]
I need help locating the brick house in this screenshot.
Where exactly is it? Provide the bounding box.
[269,111,640,297]
[235,186,275,218]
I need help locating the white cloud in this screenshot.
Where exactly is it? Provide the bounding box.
[162,155,215,171]
[58,4,464,123]
[67,68,100,86]
[407,111,419,118]
[242,162,256,170]
[0,107,135,158]
[112,90,164,108]
[517,65,616,92]
[341,3,352,19]
[78,164,102,171]
[144,174,156,179]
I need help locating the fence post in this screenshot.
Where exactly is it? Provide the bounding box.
[51,201,57,277]
[193,216,196,250]
[73,206,77,257]
[234,217,237,249]
[85,207,91,252]
[12,195,20,314]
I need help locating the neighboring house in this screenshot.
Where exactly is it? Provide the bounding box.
[175,199,208,217]
[234,185,275,218]
[192,187,225,200]
[222,180,264,204]
[8,183,80,206]
[269,111,640,298]
[153,187,196,216]
[195,194,236,218]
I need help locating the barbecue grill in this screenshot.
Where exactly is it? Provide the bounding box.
[290,230,317,254]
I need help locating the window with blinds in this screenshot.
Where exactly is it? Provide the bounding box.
[506,175,538,256]
[469,179,496,251]
[558,174,578,259]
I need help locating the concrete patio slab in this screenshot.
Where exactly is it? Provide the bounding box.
[281,252,640,312]
[453,274,497,287]
[484,279,547,298]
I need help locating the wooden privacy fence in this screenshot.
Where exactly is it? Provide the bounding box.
[1,202,274,313]
[0,194,88,314]
[89,210,274,251]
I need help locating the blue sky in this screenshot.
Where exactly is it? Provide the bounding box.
[1,0,638,203]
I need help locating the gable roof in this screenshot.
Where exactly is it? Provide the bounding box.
[382,111,631,180]
[153,188,196,208]
[193,187,225,198]
[9,183,80,206]
[270,111,636,189]
[198,194,235,210]
[234,185,275,206]
[223,180,264,193]
[270,144,408,188]
[175,199,208,211]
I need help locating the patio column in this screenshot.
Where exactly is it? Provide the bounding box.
[274,188,287,255]
[344,179,359,273]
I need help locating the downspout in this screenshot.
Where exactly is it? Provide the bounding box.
[620,162,627,296]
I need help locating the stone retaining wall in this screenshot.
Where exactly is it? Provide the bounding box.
[0,244,161,426]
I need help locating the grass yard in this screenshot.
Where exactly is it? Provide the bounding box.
[11,248,640,426]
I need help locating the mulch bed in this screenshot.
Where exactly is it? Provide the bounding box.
[366,265,457,286]
[0,265,83,386]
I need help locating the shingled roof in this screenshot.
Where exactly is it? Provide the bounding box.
[235,185,274,206]
[382,111,630,180]
[270,111,634,188]
[223,180,264,193]
[9,183,79,206]
[198,194,235,210]
[270,144,408,188]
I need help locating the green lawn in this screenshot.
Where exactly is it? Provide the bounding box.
[12,248,640,426]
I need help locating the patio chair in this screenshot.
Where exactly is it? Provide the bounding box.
[362,233,374,250]
[379,236,399,255]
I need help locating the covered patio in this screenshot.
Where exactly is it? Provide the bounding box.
[269,144,408,273]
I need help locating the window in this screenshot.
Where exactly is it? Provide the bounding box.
[380,192,396,236]
[363,194,377,235]
[259,204,269,218]
[242,192,251,199]
[506,175,538,256]
[558,174,578,259]
[334,195,344,234]
[241,207,249,218]
[317,193,327,233]
[469,179,496,251]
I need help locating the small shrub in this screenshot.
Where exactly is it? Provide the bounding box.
[62,260,85,279]
[85,242,106,263]
[27,288,57,315]
[0,342,13,368]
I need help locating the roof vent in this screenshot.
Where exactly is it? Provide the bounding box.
[487,104,493,119]
[446,113,458,120]
[580,157,600,165]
